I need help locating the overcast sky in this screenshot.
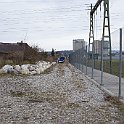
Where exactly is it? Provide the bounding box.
[0,0,124,51]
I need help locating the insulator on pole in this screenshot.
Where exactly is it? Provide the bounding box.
[100,3,101,11]
[100,4,101,18]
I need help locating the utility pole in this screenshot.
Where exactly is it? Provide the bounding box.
[89,4,95,79]
[89,0,111,85]
[101,0,112,85]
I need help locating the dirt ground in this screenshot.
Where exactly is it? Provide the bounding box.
[0,62,124,124]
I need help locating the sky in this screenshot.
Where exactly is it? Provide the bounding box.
[0,0,124,51]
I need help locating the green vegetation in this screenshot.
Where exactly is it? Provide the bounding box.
[87,59,124,78]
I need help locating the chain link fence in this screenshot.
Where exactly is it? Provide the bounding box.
[69,28,124,99]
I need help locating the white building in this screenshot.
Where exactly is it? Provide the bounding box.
[94,40,109,56]
[73,39,86,51]
[94,40,101,54]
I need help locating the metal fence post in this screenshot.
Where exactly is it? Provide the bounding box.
[80,49,82,71]
[77,51,78,69]
[78,50,79,69]
[101,38,104,86]
[79,50,80,69]
[86,46,88,75]
[119,28,122,98]
[91,42,94,79]
[77,50,79,69]
[80,48,82,72]
[75,52,76,68]
[82,48,84,73]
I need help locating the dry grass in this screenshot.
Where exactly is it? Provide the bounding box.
[74,80,85,91]
[65,102,80,109]
[104,95,124,106]
[10,90,67,105]
[42,63,56,74]
[0,60,13,68]
[104,95,124,123]
[28,91,67,106]
[10,90,27,97]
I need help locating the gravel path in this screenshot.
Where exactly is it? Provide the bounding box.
[0,63,124,124]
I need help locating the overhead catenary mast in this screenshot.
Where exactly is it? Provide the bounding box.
[89,0,112,84]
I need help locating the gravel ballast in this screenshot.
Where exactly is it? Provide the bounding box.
[0,63,124,124]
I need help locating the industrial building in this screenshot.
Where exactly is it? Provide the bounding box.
[94,40,109,56]
[73,39,87,51]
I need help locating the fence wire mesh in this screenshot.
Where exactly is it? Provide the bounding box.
[69,28,124,98]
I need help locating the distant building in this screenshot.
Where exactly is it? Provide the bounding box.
[57,50,73,57]
[94,40,109,56]
[94,40,101,54]
[73,39,86,51]
[0,42,37,62]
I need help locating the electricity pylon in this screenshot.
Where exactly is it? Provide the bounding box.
[89,0,112,84]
